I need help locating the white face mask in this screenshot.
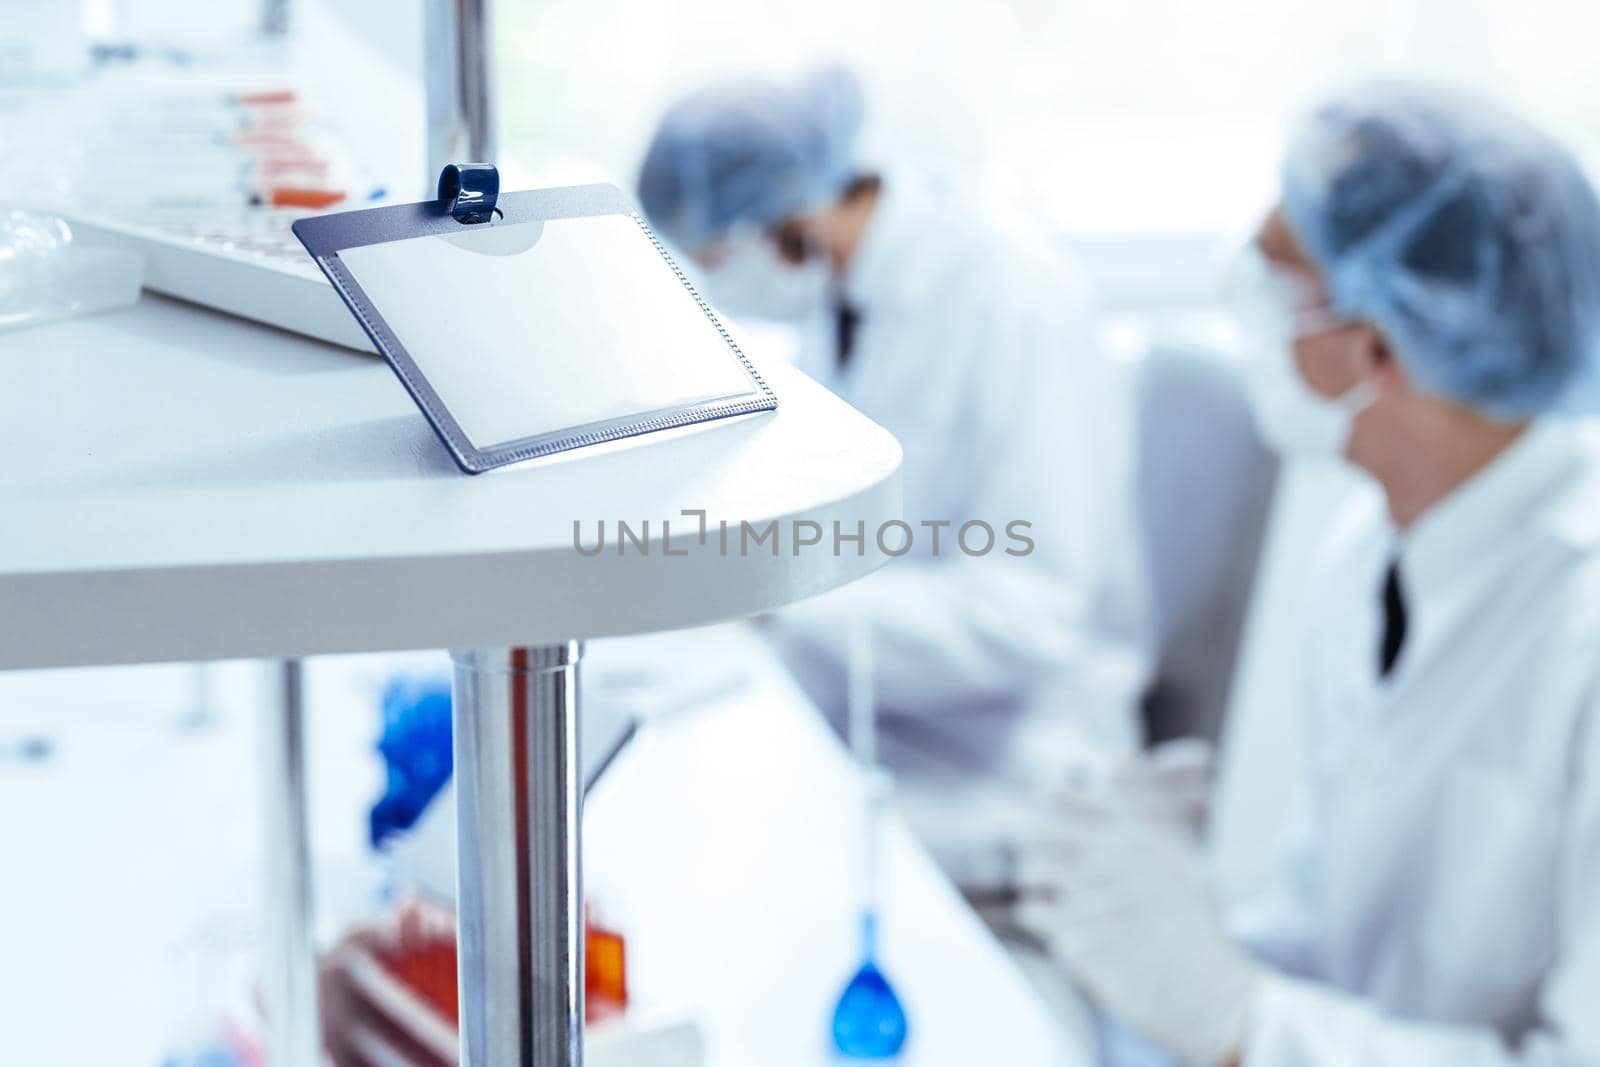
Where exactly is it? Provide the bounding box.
[1225,244,1376,460]
[699,234,831,323]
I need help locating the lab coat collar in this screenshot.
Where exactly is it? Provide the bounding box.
[1541,421,1600,550]
[840,172,939,311]
[1400,419,1589,602]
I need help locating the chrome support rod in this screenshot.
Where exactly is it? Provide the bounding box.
[260,0,290,35]
[451,643,584,1067]
[426,0,496,176]
[258,658,319,1067]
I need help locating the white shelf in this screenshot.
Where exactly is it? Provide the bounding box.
[0,295,902,669]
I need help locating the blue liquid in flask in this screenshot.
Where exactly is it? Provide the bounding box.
[832,911,908,1058]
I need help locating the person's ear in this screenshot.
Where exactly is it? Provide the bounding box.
[774,212,838,266]
[769,219,810,265]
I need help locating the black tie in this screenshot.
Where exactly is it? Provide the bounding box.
[1380,559,1408,678]
[834,300,862,371]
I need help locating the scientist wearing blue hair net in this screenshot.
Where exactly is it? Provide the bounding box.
[1019,82,1600,1066]
[639,69,1150,892]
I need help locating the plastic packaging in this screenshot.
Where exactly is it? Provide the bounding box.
[369,674,454,849]
[0,210,143,330]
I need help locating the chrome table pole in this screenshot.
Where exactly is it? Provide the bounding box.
[426,0,496,175]
[259,0,290,35]
[451,643,584,1067]
[258,658,320,1067]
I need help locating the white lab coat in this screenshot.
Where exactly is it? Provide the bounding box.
[1226,420,1600,1064]
[760,173,1150,886]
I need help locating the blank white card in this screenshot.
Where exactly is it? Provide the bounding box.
[339,214,756,449]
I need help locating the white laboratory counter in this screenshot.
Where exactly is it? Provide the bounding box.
[0,295,900,670]
[0,638,1096,1066]
[584,626,1095,1067]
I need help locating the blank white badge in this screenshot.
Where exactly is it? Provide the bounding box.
[339,214,757,449]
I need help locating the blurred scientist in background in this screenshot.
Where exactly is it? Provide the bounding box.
[638,68,1149,889]
[1020,83,1600,1065]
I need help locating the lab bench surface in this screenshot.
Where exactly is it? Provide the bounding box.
[584,626,1095,1067]
[0,294,902,670]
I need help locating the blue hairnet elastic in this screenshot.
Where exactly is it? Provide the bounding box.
[637,66,865,252]
[1281,82,1600,417]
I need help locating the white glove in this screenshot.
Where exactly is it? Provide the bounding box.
[1107,738,1216,839]
[1016,783,1257,1067]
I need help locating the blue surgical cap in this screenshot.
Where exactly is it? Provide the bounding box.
[1281,82,1600,417]
[637,66,864,252]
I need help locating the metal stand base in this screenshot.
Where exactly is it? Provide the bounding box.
[451,644,584,1067]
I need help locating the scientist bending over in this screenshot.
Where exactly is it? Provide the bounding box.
[1021,83,1600,1065]
[637,68,1148,887]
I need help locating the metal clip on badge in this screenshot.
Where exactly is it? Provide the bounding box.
[438,163,500,224]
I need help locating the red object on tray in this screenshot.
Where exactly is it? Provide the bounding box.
[585,910,629,1023]
[321,895,629,1065]
[263,186,348,210]
[369,904,462,1024]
